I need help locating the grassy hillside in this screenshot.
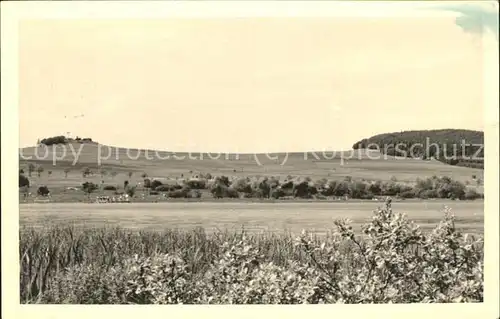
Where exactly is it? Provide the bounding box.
[19,142,484,180]
[352,129,484,169]
[19,141,484,199]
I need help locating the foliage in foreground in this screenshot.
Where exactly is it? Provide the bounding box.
[20,201,483,304]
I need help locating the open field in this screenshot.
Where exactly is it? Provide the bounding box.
[20,143,484,183]
[19,143,484,203]
[19,200,484,235]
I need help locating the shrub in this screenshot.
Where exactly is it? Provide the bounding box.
[292,181,317,199]
[215,176,230,187]
[332,181,350,197]
[185,179,207,190]
[295,201,484,303]
[368,181,383,196]
[19,174,30,188]
[37,185,50,196]
[151,180,163,190]
[231,178,252,194]
[211,184,239,198]
[82,182,98,198]
[399,190,416,199]
[155,185,173,192]
[418,189,438,199]
[270,188,286,199]
[125,186,136,198]
[167,188,190,198]
[191,190,202,199]
[349,181,369,199]
[464,189,483,200]
[436,180,466,200]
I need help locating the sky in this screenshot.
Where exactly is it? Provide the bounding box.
[18,3,497,153]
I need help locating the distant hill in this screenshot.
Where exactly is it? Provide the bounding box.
[352,129,484,169]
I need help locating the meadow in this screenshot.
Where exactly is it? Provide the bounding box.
[19,201,484,235]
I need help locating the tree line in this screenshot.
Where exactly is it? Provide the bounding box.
[352,129,484,169]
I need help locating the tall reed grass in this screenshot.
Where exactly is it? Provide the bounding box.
[20,202,483,304]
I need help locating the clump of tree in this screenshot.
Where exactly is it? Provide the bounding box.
[37,185,50,197]
[209,175,240,199]
[82,182,99,200]
[464,188,483,200]
[231,177,252,194]
[413,176,467,200]
[38,135,96,145]
[292,180,317,199]
[39,135,68,146]
[352,129,484,169]
[185,178,207,190]
[72,137,95,144]
[155,184,183,192]
[151,180,164,190]
[167,186,192,198]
